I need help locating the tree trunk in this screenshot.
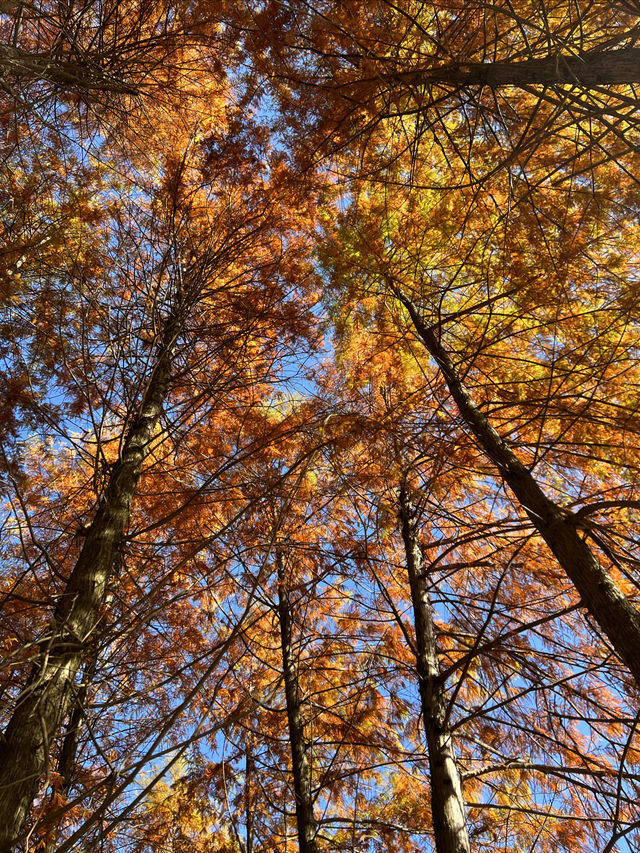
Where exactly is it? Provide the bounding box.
[43,657,96,853]
[276,552,319,853]
[0,301,183,853]
[402,298,640,688]
[245,737,254,853]
[398,486,471,853]
[0,44,136,94]
[398,46,640,88]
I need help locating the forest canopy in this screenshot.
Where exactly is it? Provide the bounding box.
[1,2,640,852]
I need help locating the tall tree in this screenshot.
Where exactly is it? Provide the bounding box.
[318,324,640,851]
[398,291,640,686]
[3,3,640,851]
[239,0,640,185]
[0,107,320,848]
[276,548,319,853]
[0,145,216,848]
[397,481,470,853]
[319,135,640,690]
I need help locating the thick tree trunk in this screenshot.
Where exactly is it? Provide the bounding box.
[276,552,319,853]
[398,46,640,88]
[402,298,640,688]
[0,304,183,852]
[398,486,471,853]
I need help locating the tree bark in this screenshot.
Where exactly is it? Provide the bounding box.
[398,485,471,853]
[402,297,640,688]
[0,300,184,853]
[43,657,96,853]
[397,46,640,89]
[276,552,319,853]
[0,44,137,94]
[245,737,254,853]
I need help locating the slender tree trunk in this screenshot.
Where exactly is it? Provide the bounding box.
[397,46,640,88]
[44,657,96,853]
[0,300,184,852]
[245,737,254,853]
[402,298,640,687]
[276,552,319,853]
[398,485,471,853]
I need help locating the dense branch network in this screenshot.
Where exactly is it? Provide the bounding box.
[1,2,640,852]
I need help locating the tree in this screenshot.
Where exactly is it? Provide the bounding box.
[3,2,640,850]
[0,103,321,849]
[316,301,640,851]
[0,0,227,110]
[398,292,640,686]
[240,1,640,185]
[276,547,320,853]
[317,122,640,690]
[397,482,470,853]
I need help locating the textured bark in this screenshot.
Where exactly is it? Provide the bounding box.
[399,486,471,853]
[43,658,96,853]
[0,303,183,852]
[276,552,319,853]
[397,46,640,89]
[403,298,640,688]
[0,44,137,94]
[245,739,254,853]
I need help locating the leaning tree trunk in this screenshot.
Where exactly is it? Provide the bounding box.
[398,485,471,853]
[276,552,319,853]
[402,297,640,688]
[0,45,137,94]
[0,297,185,853]
[396,46,640,88]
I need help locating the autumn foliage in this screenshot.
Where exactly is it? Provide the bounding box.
[1,2,640,852]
